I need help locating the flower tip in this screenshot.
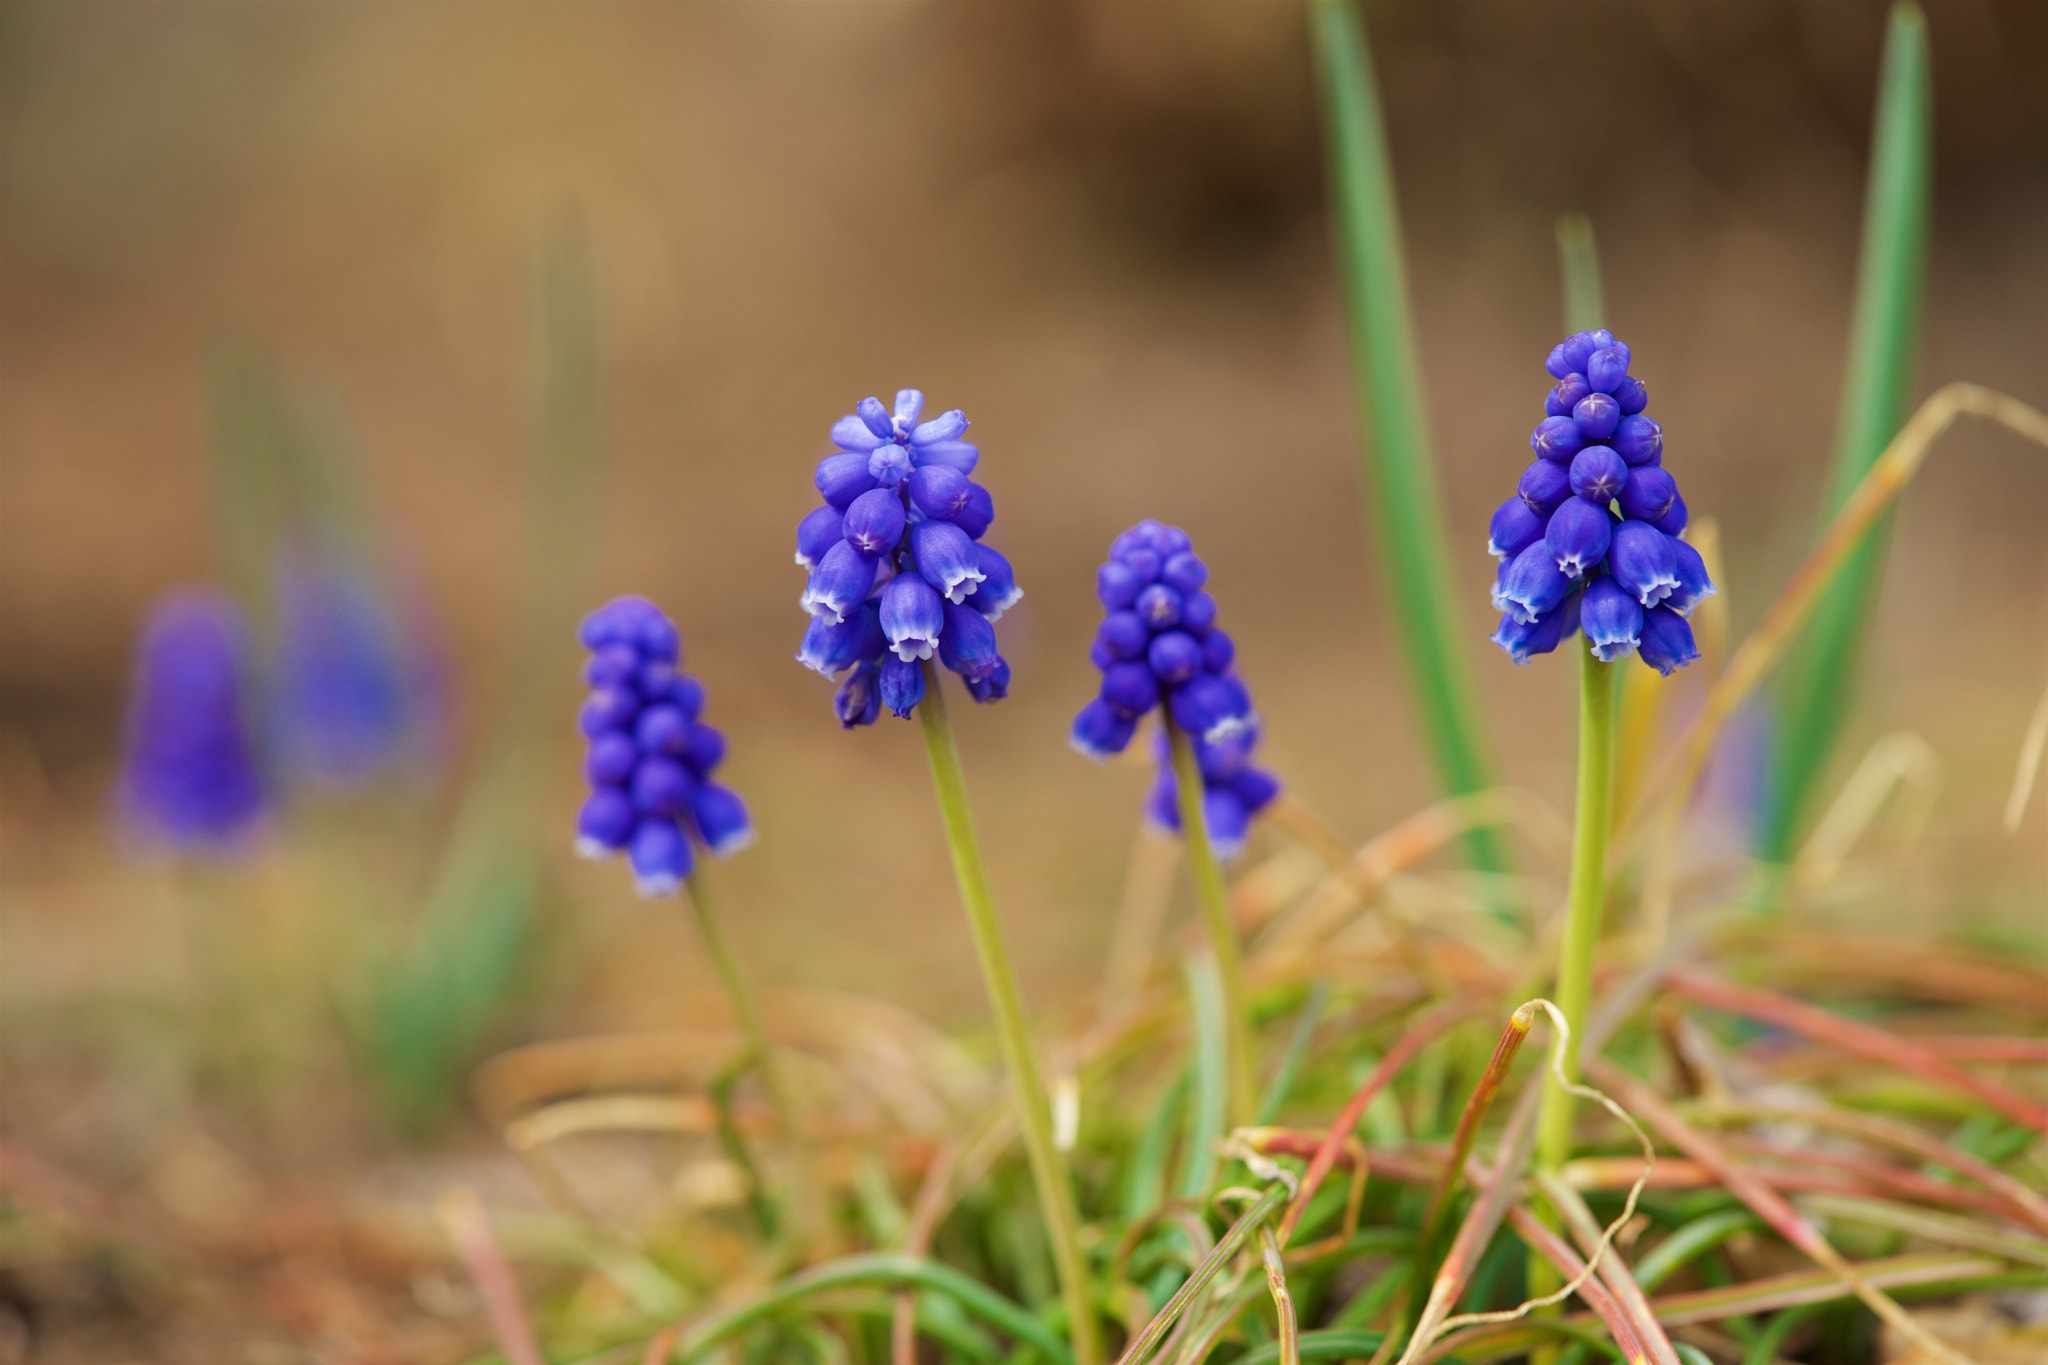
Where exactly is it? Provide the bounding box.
[574,836,613,861]
[633,872,684,898]
[705,827,756,859]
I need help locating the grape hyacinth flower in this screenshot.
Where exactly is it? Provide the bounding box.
[793,390,1019,723]
[117,590,268,850]
[1488,329,1715,668]
[576,595,752,896]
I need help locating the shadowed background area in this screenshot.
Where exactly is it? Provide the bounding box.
[3,0,2045,1157]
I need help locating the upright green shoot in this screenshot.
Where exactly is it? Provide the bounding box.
[1166,718,1256,1126]
[1763,2,1931,861]
[1308,0,1511,910]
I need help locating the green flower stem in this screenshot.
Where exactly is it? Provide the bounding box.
[1536,651,1617,1176]
[1165,716,1256,1127]
[683,866,774,1081]
[915,661,1102,1365]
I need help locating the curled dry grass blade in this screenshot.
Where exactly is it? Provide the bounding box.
[1504,1204,1655,1365]
[1666,971,2048,1135]
[1537,1173,1682,1365]
[1617,382,2048,870]
[1585,1057,1975,1365]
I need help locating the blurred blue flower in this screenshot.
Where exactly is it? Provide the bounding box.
[794,390,1018,724]
[1491,330,1714,668]
[117,590,267,851]
[576,596,751,896]
[1143,724,1282,863]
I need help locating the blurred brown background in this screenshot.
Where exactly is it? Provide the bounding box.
[4,0,2045,1037]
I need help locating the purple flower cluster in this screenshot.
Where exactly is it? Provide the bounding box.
[576,596,752,896]
[117,591,268,850]
[1489,330,1715,672]
[794,390,1021,724]
[1072,521,1251,757]
[1144,727,1281,861]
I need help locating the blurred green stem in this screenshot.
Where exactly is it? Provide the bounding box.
[1166,717,1256,1127]
[1309,0,1511,910]
[1555,214,1605,338]
[915,661,1101,1365]
[1536,652,1615,1175]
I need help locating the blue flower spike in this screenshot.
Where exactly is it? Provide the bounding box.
[117,590,268,851]
[1072,521,1279,860]
[576,595,752,896]
[792,390,1019,723]
[1490,332,1714,670]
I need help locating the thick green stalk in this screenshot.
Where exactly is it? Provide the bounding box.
[1554,214,1606,339]
[1308,0,1510,905]
[1763,2,1931,861]
[915,662,1101,1365]
[1536,652,1616,1173]
[1166,717,1256,1126]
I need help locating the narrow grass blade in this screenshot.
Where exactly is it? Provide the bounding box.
[1115,1183,1291,1365]
[1178,953,1231,1198]
[1763,2,1932,860]
[1504,1204,1655,1365]
[1308,0,1510,900]
[1536,1174,1683,1365]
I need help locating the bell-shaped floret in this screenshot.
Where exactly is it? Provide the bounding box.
[1545,496,1613,579]
[843,488,906,556]
[937,602,1000,683]
[628,818,694,896]
[1170,672,1251,742]
[802,539,880,623]
[965,657,1010,703]
[1650,492,1687,536]
[1489,496,1548,562]
[970,544,1023,620]
[1638,606,1700,675]
[880,573,945,662]
[1581,576,1645,662]
[1666,538,1717,616]
[879,655,925,718]
[1071,698,1138,759]
[795,505,845,568]
[1492,586,1583,664]
[689,782,754,857]
[1497,540,1572,624]
[1608,520,1680,607]
[796,601,884,675]
[912,520,986,604]
[835,661,882,728]
[576,788,636,856]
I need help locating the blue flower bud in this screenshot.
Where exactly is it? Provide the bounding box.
[587,731,638,784]
[843,487,907,556]
[1154,524,1193,555]
[576,788,636,856]
[1547,372,1591,418]
[631,756,694,816]
[1233,765,1281,815]
[1180,590,1217,636]
[1650,492,1687,537]
[1170,672,1250,742]
[1097,610,1149,661]
[1608,520,1679,607]
[1120,546,1162,583]
[636,611,681,663]
[1581,576,1645,662]
[912,520,986,604]
[668,675,705,722]
[1071,697,1138,759]
[908,464,973,521]
[1145,769,1180,833]
[1098,561,1142,609]
[831,414,887,452]
[893,389,924,426]
[1569,444,1628,503]
[634,703,690,755]
[1135,582,1183,631]
[880,573,945,661]
[689,782,754,857]
[681,722,726,777]
[1497,540,1572,624]
[835,661,882,728]
[1611,376,1648,415]
[1489,496,1548,561]
[1667,538,1716,616]
[586,643,639,688]
[868,443,913,486]
[1202,787,1252,861]
[628,818,693,896]
[640,657,676,694]
[1491,585,1583,664]
[1147,630,1204,685]
[816,452,880,508]
[970,544,1023,620]
[1573,391,1621,441]
[1612,414,1662,466]
[1545,342,1574,379]
[938,601,1000,683]
[1202,629,1235,672]
[1519,458,1571,515]
[1088,636,1118,670]
[1531,415,1587,464]
[580,686,638,736]
[857,395,895,439]
[1586,344,1630,394]
[965,656,1010,703]
[1162,552,1208,594]
[1101,662,1160,718]
[802,539,880,623]
[953,482,995,539]
[579,595,650,649]
[879,654,925,717]
[912,440,978,474]
[1638,606,1699,675]
[796,604,880,676]
[911,409,969,446]
[1545,495,1613,579]
[1618,465,1678,523]
[1568,329,1612,371]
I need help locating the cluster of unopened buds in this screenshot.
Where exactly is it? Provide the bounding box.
[575,596,752,895]
[793,391,1021,724]
[1071,521,1280,857]
[1489,329,1715,670]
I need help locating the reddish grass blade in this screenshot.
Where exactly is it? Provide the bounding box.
[1586,1058,1972,1365]
[1535,1172,1682,1365]
[1646,1251,2008,1325]
[1277,997,1474,1244]
[1417,1002,1536,1243]
[1668,971,2048,1135]
[1923,1035,2048,1065]
[1504,1204,1654,1365]
[437,1187,546,1365]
